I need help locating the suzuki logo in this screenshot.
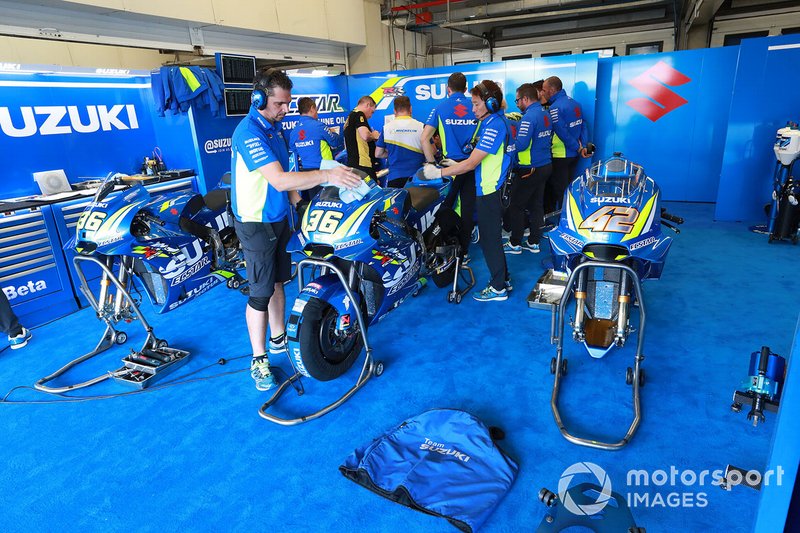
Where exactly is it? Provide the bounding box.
[454,103,468,118]
[625,61,691,122]
[298,129,306,141]
[0,104,139,137]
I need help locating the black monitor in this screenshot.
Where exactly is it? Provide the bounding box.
[217,54,256,85]
[224,88,253,117]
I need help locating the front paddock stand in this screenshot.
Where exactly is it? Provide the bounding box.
[35,255,165,394]
[551,261,647,450]
[258,257,383,425]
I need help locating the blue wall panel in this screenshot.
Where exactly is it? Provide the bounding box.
[347,57,598,176]
[0,73,160,196]
[716,35,800,221]
[594,47,738,202]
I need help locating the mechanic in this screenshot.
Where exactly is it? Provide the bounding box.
[420,72,478,257]
[375,96,425,188]
[423,79,512,302]
[289,96,343,200]
[344,95,381,179]
[231,68,362,391]
[504,81,553,255]
[541,76,590,214]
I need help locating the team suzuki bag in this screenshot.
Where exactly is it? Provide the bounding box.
[339,408,518,532]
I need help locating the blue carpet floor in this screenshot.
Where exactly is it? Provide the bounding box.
[0,202,796,532]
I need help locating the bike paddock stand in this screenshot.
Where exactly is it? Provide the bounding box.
[537,484,645,532]
[34,255,170,394]
[258,257,382,425]
[550,261,647,450]
[446,252,475,304]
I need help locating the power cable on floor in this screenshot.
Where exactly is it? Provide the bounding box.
[0,354,251,404]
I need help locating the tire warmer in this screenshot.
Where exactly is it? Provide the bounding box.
[340,408,519,532]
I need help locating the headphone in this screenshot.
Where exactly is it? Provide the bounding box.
[475,82,501,114]
[251,68,280,111]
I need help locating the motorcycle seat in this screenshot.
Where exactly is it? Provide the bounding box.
[406,186,439,212]
[203,189,229,211]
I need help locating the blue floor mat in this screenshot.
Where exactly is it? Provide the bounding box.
[0,202,796,532]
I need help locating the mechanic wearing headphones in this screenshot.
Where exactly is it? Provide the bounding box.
[231,68,362,391]
[289,96,343,200]
[423,79,512,302]
[504,81,553,255]
[420,72,478,258]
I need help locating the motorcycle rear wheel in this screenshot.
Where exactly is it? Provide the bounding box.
[297,297,365,382]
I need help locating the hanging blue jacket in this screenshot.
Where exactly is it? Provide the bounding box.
[150,66,224,116]
[548,89,588,158]
[340,409,518,532]
[514,102,553,169]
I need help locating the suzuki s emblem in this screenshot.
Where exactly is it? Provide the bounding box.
[454,104,468,118]
[625,61,691,122]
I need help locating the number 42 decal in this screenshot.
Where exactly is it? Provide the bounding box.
[579,206,640,234]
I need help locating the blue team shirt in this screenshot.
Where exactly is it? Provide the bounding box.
[376,115,425,183]
[474,113,512,196]
[288,115,342,170]
[230,107,290,223]
[548,89,588,158]
[425,93,478,160]
[514,102,553,168]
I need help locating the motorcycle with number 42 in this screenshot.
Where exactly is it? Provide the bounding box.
[544,153,683,450]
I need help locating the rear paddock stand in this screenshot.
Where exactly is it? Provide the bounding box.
[446,254,475,304]
[258,257,382,425]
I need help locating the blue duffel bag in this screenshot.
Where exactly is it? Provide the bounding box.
[340,408,519,532]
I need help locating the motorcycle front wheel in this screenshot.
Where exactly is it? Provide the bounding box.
[297,297,365,382]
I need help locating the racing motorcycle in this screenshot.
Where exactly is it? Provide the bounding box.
[36,173,245,393]
[545,153,682,449]
[549,153,682,358]
[283,171,461,384]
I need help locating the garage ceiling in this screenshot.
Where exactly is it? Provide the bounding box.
[383,0,798,53]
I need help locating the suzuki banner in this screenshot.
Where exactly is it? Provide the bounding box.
[0,72,159,198]
[347,57,598,176]
[594,47,739,203]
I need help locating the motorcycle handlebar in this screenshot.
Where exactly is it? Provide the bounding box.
[660,208,684,225]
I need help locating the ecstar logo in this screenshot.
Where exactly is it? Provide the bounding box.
[287,94,343,115]
[0,105,139,138]
[626,61,691,122]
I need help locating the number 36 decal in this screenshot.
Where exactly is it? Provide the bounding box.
[579,206,640,234]
[305,210,343,234]
[76,211,108,231]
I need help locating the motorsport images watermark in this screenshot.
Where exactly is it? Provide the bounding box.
[558,462,785,514]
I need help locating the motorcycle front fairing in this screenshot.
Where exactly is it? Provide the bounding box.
[70,181,226,314]
[548,173,673,280]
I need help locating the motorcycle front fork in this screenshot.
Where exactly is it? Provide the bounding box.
[97,256,135,322]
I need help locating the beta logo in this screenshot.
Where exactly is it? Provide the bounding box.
[626,61,692,122]
[0,105,139,138]
[3,280,48,300]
